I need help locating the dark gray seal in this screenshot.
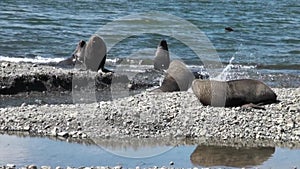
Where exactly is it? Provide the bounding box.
[58,35,111,72]
[153,60,194,92]
[192,79,277,107]
[154,40,170,70]
[225,27,234,32]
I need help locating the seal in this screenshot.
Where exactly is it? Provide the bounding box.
[225,27,234,32]
[79,35,108,71]
[58,35,111,72]
[154,40,170,70]
[192,79,277,107]
[153,60,194,92]
[190,145,275,167]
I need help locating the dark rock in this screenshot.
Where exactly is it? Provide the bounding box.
[130,69,164,90]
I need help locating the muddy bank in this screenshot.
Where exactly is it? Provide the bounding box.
[0,61,166,95]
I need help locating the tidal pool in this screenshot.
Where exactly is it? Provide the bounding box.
[0,134,300,169]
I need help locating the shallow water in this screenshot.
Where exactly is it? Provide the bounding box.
[0,0,299,87]
[1,134,300,169]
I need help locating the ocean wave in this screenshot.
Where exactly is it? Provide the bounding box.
[1,55,298,74]
[0,55,64,63]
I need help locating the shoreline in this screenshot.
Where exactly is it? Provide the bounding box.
[0,61,165,95]
[0,61,300,146]
[0,62,300,169]
[1,88,299,142]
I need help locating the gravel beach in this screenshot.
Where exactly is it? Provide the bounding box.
[1,61,300,143]
[1,87,300,142]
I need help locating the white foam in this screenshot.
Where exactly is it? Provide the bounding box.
[0,55,65,63]
[213,57,235,81]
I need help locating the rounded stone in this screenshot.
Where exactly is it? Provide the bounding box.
[27,165,37,169]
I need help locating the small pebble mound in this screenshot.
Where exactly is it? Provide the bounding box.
[0,88,299,143]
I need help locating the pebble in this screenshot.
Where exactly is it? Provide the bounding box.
[289,106,299,112]
[287,120,295,128]
[27,165,37,169]
[41,166,51,169]
[6,164,16,169]
[50,127,59,136]
[0,88,300,143]
[23,126,31,131]
[83,167,92,169]
[113,166,122,169]
[294,130,300,136]
[57,131,69,138]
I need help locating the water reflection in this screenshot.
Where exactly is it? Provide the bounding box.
[0,133,193,167]
[1,133,300,168]
[190,145,275,168]
[91,137,176,158]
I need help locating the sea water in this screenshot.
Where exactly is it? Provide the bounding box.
[0,0,299,87]
[0,134,300,169]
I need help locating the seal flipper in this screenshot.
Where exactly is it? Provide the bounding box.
[97,54,106,71]
[97,54,114,73]
[57,56,75,67]
[242,103,266,110]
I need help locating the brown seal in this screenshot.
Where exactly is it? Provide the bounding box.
[192,79,277,107]
[153,60,194,92]
[154,40,170,70]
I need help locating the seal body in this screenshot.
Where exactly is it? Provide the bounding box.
[80,35,107,71]
[59,35,108,72]
[192,79,277,107]
[154,60,194,92]
[154,40,170,70]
